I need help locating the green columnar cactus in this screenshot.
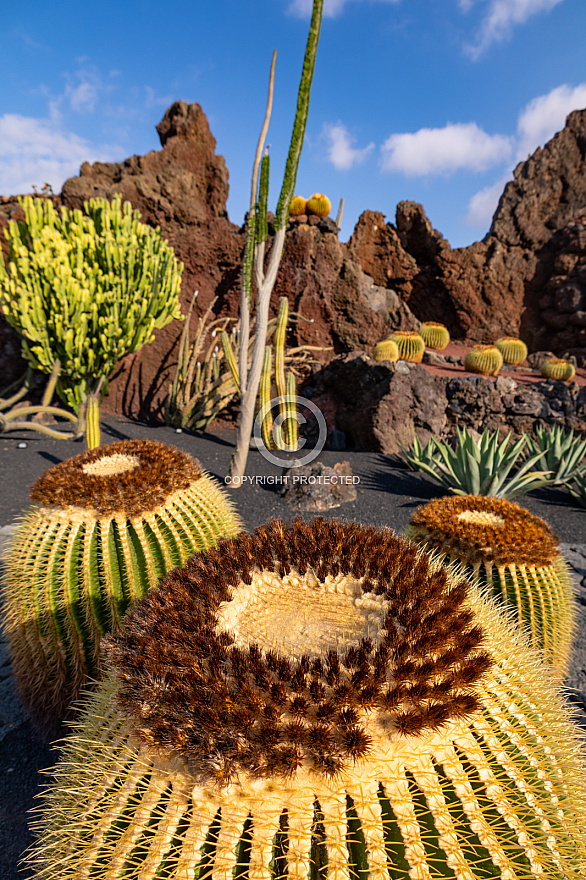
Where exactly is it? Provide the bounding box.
[0,195,183,411]
[27,519,586,880]
[541,357,576,381]
[495,336,528,365]
[289,195,307,215]
[407,494,576,677]
[464,344,503,376]
[305,192,331,217]
[389,330,425,363]
[419,321,450,350]
[1,439,241,734]
[373,338,399,362]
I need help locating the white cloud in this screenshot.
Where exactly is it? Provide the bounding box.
[516,83,586,158]
[68,80,100,113]
[0,114,120,195]
[465,175,510,227]
[380,122,512,176]
[463,0,565,59]
[288,0,398,18]
[322,122,374,170]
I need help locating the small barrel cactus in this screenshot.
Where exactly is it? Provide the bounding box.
[389,330,425,363]
[373,338,399,362]
[464,344,503,376]
[289,195,307,216]
[541,357,576,381]
[1,439,242,734]
[406,494,576,676]
[419,321,450,350]
[495,336,528,365]
[305,192,331,217]
[27,519,586,880]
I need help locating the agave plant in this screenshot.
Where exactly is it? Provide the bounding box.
[524,423,586,486]
[400,426,552,499]
[568,472,586,508]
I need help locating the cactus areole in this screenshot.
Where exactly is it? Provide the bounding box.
[28,517,586,879]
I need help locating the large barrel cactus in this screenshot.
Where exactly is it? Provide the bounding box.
[26,518,586,879]
[464,344,503,376]
[407,494,576,677]
[389,330,425,363]
[1,439,241,733]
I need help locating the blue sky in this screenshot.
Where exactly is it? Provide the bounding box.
[1,0,584,248]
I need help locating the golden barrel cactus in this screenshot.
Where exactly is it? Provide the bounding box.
[1,439,241,733]
[407,494,576,677]
[389,330,426,363]
[495,336,528,365]
[373,338,399,362]
[27,519,586,880]
[289,195,307,216]
[541,358,576,381]
[305,192,331,217]
[464,344,503,376]
[419,321,450,350]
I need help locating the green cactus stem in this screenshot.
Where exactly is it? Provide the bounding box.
[419,321,450,351]
[84,392,101,450]
[407,494,576,677]
[389,330,425,363]
[495,336,528,365]
[289,195,307,216]
[373,338,399,362]
[464,344,503,376]
[541,357,576,381]
[305,192,331,217]
[26,518,586,880]
[1,439,242,734]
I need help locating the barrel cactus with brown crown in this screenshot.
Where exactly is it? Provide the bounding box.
[26,518,586,880]
[541,357,576,381]
[419,321,450,350]
[495,336,528,365]
[464,344,503,376]
[406,494,576,677]
[373,338,399,362]
[305,192,331,217]
[389,330,425,363]
[1,439,242,734]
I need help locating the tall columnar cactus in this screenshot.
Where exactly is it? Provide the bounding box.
[373,337,399,362]
[407,494,576,676]
[27,519,586,880]
[1,439,241,734]
[305,192,331,217]
[419,321,450,350]
[541,357,576,381]
[0,195,183,411]
[464,344,503,376]
[495,336,528,365]
[389,330,425,363]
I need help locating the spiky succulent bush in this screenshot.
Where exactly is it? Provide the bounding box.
[26,518,586,880]
[524,423,586,486]
[464,344,503,376]
[1,439,241,734]
[541,358,576,382]
[400,426,552,499]
[419,321,450,350]
[0,195,183,410]
[389,330,425,363]
[568,472,586,508]
[495,336,528,365]
[407,494,577,676]
[373,338,399,362]
[305,192,331,217]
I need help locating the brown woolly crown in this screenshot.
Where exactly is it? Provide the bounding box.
[104,518,492,785]
[30,439,203,518]
[408,495,559,567]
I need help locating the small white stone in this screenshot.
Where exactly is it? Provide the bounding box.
[17,442,27,449]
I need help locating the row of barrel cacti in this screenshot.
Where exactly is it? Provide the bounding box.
[374,323,577,380]
[3,432,586,878]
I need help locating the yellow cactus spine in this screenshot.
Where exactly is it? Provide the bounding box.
[26,519,586,880]
[289,195,307,216]
[407,494,577,676]
[495,335,528,365]
[419,320,450,350]
[1,440,242,734]
[389,330,425,363]
[464,343,503,376]
[373,337,399,362]
[305,192,331,217]
[541,357,576,381]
